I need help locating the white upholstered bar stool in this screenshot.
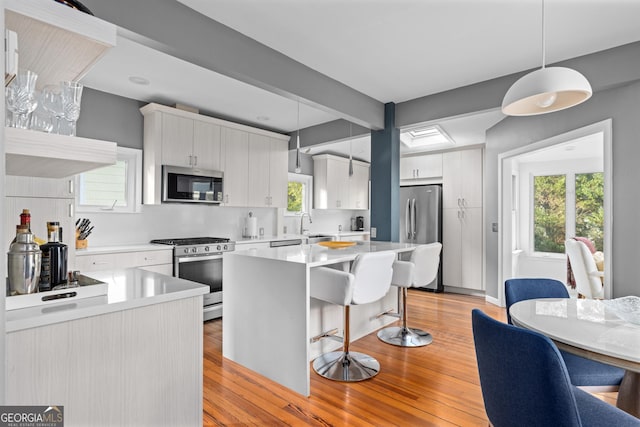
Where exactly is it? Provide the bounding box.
[377,242,442,347]
[310,251,396,382]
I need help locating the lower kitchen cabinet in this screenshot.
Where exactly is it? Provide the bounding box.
[75,247,173,275]
[6,295,203,426]
[442,206,483,291]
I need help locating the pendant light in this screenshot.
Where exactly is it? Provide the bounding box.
[502,0,592,116]
[295,100,302,173]
[348,123,354,177]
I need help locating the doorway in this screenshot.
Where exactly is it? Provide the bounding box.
[497,120,612,305]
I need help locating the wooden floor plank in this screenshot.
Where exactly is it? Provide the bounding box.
[203,291,617,426]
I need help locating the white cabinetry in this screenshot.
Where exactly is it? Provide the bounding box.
[221,127,249,207]
[141,103,289,207]
[75,247,173,276]
[442,148,484,291]
[247,134,287,208]
[313,154,370,210]
[4,0,118,179]
[159,113,222,170]
[400,153,443,182]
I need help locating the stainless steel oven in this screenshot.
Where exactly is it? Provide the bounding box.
[150,237,235,321]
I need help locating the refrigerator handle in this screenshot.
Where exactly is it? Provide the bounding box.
[404,199,411,240]
[411,198,417,240]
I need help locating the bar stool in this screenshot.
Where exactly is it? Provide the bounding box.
[310,251,396,382]
[377,242,442,347]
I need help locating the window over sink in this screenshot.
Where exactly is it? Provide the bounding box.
[75,147,142,213]
[286,173,313,216]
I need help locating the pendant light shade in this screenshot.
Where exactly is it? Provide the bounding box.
[502,67,592,116]
[295,100,302,173]
[502,0,592,116]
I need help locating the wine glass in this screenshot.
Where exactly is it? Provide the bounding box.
[41,84,64,134]
[29,91,54,133]
[60,81,83,136]
[5,69,38,129]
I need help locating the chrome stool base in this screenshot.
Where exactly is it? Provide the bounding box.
[312,351,380,382]
[377,326,433,347]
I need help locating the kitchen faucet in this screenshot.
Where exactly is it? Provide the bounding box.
[300,212,312,235]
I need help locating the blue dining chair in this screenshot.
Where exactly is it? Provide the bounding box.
[471,309,640,427]
[505,278,624,388]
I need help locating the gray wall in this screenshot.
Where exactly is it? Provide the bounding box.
[485,81,640,299]
[76,88,145,149]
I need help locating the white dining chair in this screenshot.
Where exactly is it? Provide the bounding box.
[565,239,604,299]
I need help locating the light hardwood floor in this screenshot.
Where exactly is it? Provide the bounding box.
[203,291,617,426]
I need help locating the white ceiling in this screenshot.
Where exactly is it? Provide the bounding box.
[82,0,640,157]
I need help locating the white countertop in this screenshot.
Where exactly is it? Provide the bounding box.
[75,243,171,255]
[5,268,208,332]
[229,241,420,268]
[235,231,370,245]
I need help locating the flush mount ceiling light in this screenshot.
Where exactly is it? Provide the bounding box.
[295,100,302,173]
[401,125,454,149]
[502,0,592,116]
[128,75,150,85]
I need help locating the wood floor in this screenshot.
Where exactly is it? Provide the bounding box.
[202,291,617,426]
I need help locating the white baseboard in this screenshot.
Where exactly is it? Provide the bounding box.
[484,294,502,307]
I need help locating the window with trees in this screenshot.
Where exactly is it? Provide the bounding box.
[286,173,312,215]
[533,172,603,254]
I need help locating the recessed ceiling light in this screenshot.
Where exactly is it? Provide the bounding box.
[256,115,270,121]
[128,76,150,85]
[401,125,454,148]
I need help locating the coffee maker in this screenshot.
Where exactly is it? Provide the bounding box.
[355,216,364,231]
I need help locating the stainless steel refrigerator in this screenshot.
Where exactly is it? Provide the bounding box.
[400,185,443,292]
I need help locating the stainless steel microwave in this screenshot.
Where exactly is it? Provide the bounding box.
[162,165,224,204]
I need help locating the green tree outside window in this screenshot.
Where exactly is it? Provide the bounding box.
[288,181,303,213]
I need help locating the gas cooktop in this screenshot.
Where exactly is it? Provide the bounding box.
[150,237,231,246]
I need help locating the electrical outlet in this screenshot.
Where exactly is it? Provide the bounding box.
[371,227,377,238]
[492,223,498,232]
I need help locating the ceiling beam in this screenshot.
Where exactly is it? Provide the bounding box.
[81,0,385,130]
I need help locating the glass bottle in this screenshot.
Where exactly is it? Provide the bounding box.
[39,221,68,292]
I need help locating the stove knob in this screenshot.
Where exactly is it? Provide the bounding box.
[217,245,222,251]
[204,246,210,252]
[191,247,197,253]
[183,248,189,254]
[223,244,228,250]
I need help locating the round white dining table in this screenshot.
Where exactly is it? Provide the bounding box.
[510,298,640,418]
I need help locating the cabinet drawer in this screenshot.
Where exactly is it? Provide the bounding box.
[132,250,173,267]
[76,253,118,272]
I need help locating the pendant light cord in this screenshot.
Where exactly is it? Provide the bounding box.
[296,99,300,149]
[541,0,546,69]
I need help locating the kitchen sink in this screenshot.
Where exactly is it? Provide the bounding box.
[305,235,333,244]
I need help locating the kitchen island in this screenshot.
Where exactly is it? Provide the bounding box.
[223,241,423,396]
[5,268,208,426]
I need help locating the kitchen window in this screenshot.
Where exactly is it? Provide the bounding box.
[76,147,142,213]
[285,173,312,216]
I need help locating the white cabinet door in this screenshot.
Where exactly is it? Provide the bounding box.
[401,154,443,181]
[5,176,75,198]
[193,121,222,171]
[221,127,249,207]
[248,133,271,207]
[349,162,369,210]
[269,138,288,209]
[443,148,483,209]
[327,158,349,209]
[161,113,194,167]
[461,207,483,290]
[460,148,483,208]
[442,208,462,288]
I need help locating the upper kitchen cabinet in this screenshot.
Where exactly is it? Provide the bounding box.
[141,103,289,207]
[247,134,288,208]
[313,154,370,210]
[400,153,443,183]
[442,148,483,209]
[4,0,118,179]
[4,0,116,89]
